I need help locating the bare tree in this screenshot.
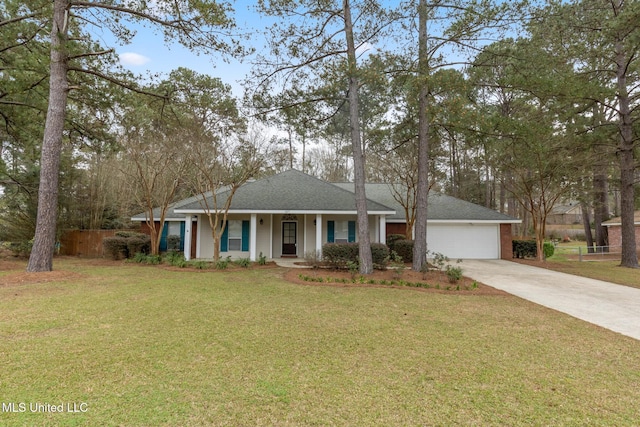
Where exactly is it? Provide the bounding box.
[26,0,243,271]
[187,131,265,261]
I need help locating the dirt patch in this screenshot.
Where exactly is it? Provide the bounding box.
[283,267,508,296]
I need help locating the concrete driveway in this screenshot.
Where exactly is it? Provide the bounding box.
[462,260,640,341]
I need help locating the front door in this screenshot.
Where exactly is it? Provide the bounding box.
[282,222,297,256]
[190,221,198,259]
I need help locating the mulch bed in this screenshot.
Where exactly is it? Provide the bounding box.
[283,266,508,296]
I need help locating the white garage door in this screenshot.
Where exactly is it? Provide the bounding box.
[426,223,500,259]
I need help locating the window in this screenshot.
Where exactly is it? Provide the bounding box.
[334,221,349,243]
[227,220,242,251]
[169,222,181,237]
[327,220,356,243]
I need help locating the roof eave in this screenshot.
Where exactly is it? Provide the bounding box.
[174,209,396,215]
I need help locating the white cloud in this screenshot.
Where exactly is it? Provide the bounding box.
[119,52,151,67]
[356,42,375,57]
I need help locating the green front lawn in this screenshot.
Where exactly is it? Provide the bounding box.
[1,258,639,426]
[531,242,640,289]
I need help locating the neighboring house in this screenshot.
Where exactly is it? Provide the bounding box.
[547,203,583,225]
[166,169,520,261]
[602,211,640,249]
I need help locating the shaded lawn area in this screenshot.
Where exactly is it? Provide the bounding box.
[1,258,639,426]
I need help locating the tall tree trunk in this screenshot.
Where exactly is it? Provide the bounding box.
[27,0,69,272]
[615,36,638,268]
[413,0,429,271]
[593,167,609,250]
[344,0,372,274]
[287,128,294,169]
[581,201,594,253]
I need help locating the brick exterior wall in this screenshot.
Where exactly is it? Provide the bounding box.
[500,223,513,259]
[606,225,640,249]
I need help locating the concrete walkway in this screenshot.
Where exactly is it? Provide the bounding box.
[462,260,640,341]
[272,258,308,269]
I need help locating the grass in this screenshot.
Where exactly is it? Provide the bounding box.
[1,258,640,425]
[520,242,640,289]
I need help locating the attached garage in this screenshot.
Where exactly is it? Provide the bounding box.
[352,184,521,260]
[427,222,500,259]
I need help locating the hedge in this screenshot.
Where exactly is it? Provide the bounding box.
[322,242,390,269]
[127,235,151,256]
[513,240,555,259]
[392,239,414,263]
[103,232,151,260]
[103,236,130,260]
[386,234,406,252]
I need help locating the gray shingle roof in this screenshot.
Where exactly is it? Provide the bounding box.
[134,170,519,222]
[131,203,187,221]
[603,210,640,226]
[335,183,519,222]
[174,169,395,213]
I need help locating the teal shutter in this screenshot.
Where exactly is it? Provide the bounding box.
[348,221,356,242]
[327,221,335,243]
[160,222,169,252]
[220,221,228,252]
[241,220,250,251]
[179,222,185,251]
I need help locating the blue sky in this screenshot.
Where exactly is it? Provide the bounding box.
[92,1,265,97]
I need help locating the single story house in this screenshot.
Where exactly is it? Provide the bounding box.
[547,203,583,225]
[602,211,640,249]
[133,169,520,260]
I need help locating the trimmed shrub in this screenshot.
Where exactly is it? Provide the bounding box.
[512,240,555,259]
[543,241,555,259]
[371,243,390,269]
[103,236,129,260]
[512,240,537,259]
[127,235,151,256]
[386,234,406,253]
[167,234,181,251]
[114,231,143,239]
[392,239,414,263]
[322,242,389,270]
[323,243,359,268]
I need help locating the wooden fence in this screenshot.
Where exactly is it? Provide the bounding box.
[59,229,137,257]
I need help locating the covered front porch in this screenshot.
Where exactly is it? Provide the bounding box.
[183,212,388,261]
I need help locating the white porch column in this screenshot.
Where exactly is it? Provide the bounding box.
[379,215,386,245]
[184,216,193,261]
[250,213,257,261]
[303,215,307,255]
[269,214,273,259]
[315,214,323,257]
